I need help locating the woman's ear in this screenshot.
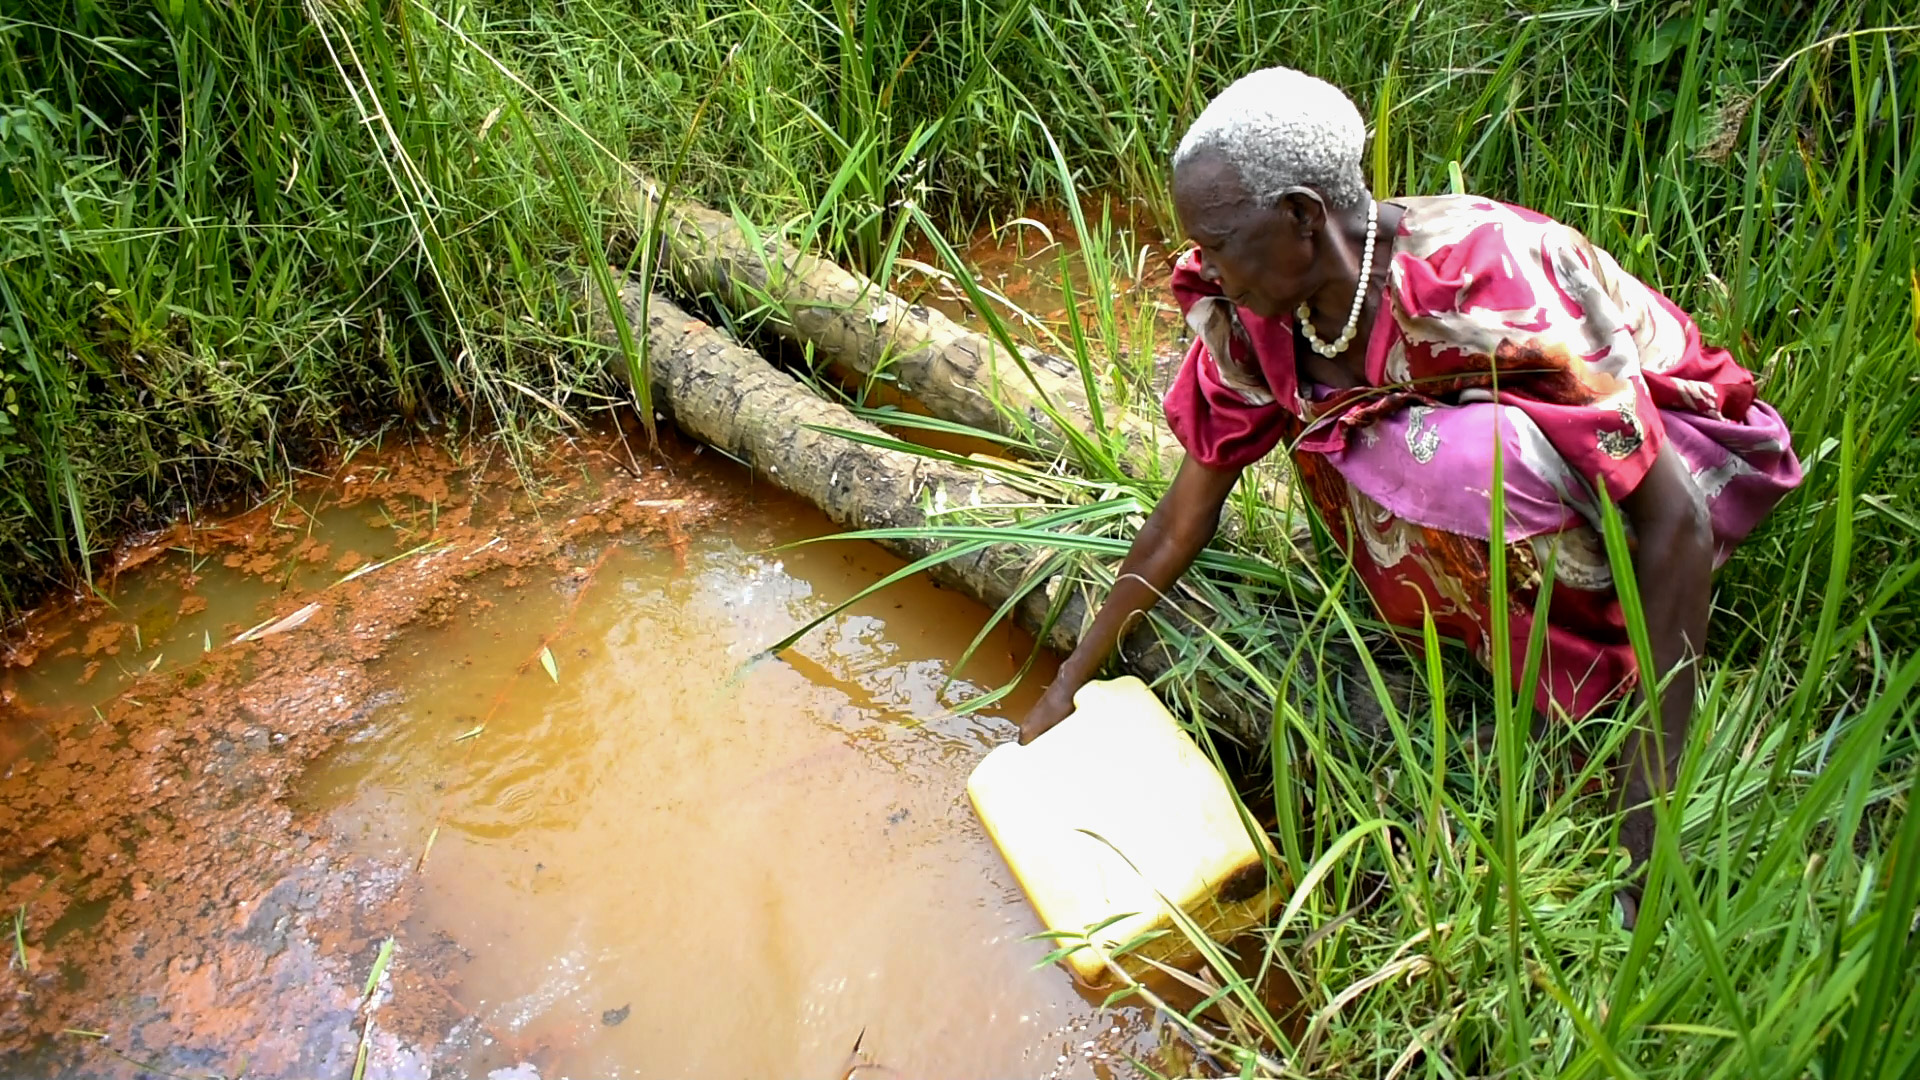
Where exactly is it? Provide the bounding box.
[1278,187,1328,237]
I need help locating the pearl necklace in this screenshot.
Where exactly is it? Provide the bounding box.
[1297,199,1378,358]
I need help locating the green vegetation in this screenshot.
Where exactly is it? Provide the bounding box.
[5,0,1917,1076]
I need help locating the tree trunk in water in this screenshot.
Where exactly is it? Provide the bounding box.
[589,281,1290,744]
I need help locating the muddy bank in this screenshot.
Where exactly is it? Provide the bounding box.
[1,428,739,1078]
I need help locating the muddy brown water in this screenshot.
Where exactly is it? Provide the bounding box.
[898,206,1185,360]
[0,429,1185,1078]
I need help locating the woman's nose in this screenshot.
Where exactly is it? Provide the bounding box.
[1198,254,1222,283]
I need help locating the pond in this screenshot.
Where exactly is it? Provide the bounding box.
[0,428,1166,1079]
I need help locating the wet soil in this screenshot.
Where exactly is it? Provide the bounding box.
[2,426,741,1078]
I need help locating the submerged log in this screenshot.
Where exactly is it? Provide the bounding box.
[626,185,1175,475]
[589,282,1294,744]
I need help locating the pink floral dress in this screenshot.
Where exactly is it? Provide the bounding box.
[1162,194,1803,718]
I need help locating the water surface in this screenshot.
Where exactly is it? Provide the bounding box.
[298,490,1150,1077]
[2,440,1162,1078]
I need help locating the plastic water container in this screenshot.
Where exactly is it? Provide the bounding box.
[967,676,1284,988]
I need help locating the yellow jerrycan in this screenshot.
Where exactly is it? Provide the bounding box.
[967,676,1284,987]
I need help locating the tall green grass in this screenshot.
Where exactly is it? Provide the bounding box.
[5,1,1918,1074]
[1006,24,1909,1080]
[0,1,668,605]
[750,2,1920,1075]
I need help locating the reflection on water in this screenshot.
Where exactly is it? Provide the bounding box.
[300,496,1154,1078]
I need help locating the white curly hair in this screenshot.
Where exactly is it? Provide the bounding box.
[1173,66,1370,210]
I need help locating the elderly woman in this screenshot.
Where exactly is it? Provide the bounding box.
[1017,68,1801,922]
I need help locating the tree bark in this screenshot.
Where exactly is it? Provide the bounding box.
[624,185,1177,476]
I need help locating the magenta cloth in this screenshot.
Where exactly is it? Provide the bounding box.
[1160,195,1802,717]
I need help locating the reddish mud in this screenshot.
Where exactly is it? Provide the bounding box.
[0,427,739,1079]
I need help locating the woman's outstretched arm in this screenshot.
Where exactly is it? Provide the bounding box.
[1018,456,1245,744]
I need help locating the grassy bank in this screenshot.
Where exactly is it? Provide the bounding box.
[6,0,1918,1076]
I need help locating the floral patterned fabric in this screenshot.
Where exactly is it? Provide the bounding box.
[1161,195,1803,717]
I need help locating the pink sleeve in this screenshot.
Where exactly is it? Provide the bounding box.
[1160,252,1291,471]
[1161,339,1293,470]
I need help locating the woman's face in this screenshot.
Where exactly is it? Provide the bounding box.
[1172,152,1322,319]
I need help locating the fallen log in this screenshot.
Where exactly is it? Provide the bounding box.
[625,185,1176,476]
[589,281,1299,744]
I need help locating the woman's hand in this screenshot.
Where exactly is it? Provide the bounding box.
[1009,456,1244,744]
